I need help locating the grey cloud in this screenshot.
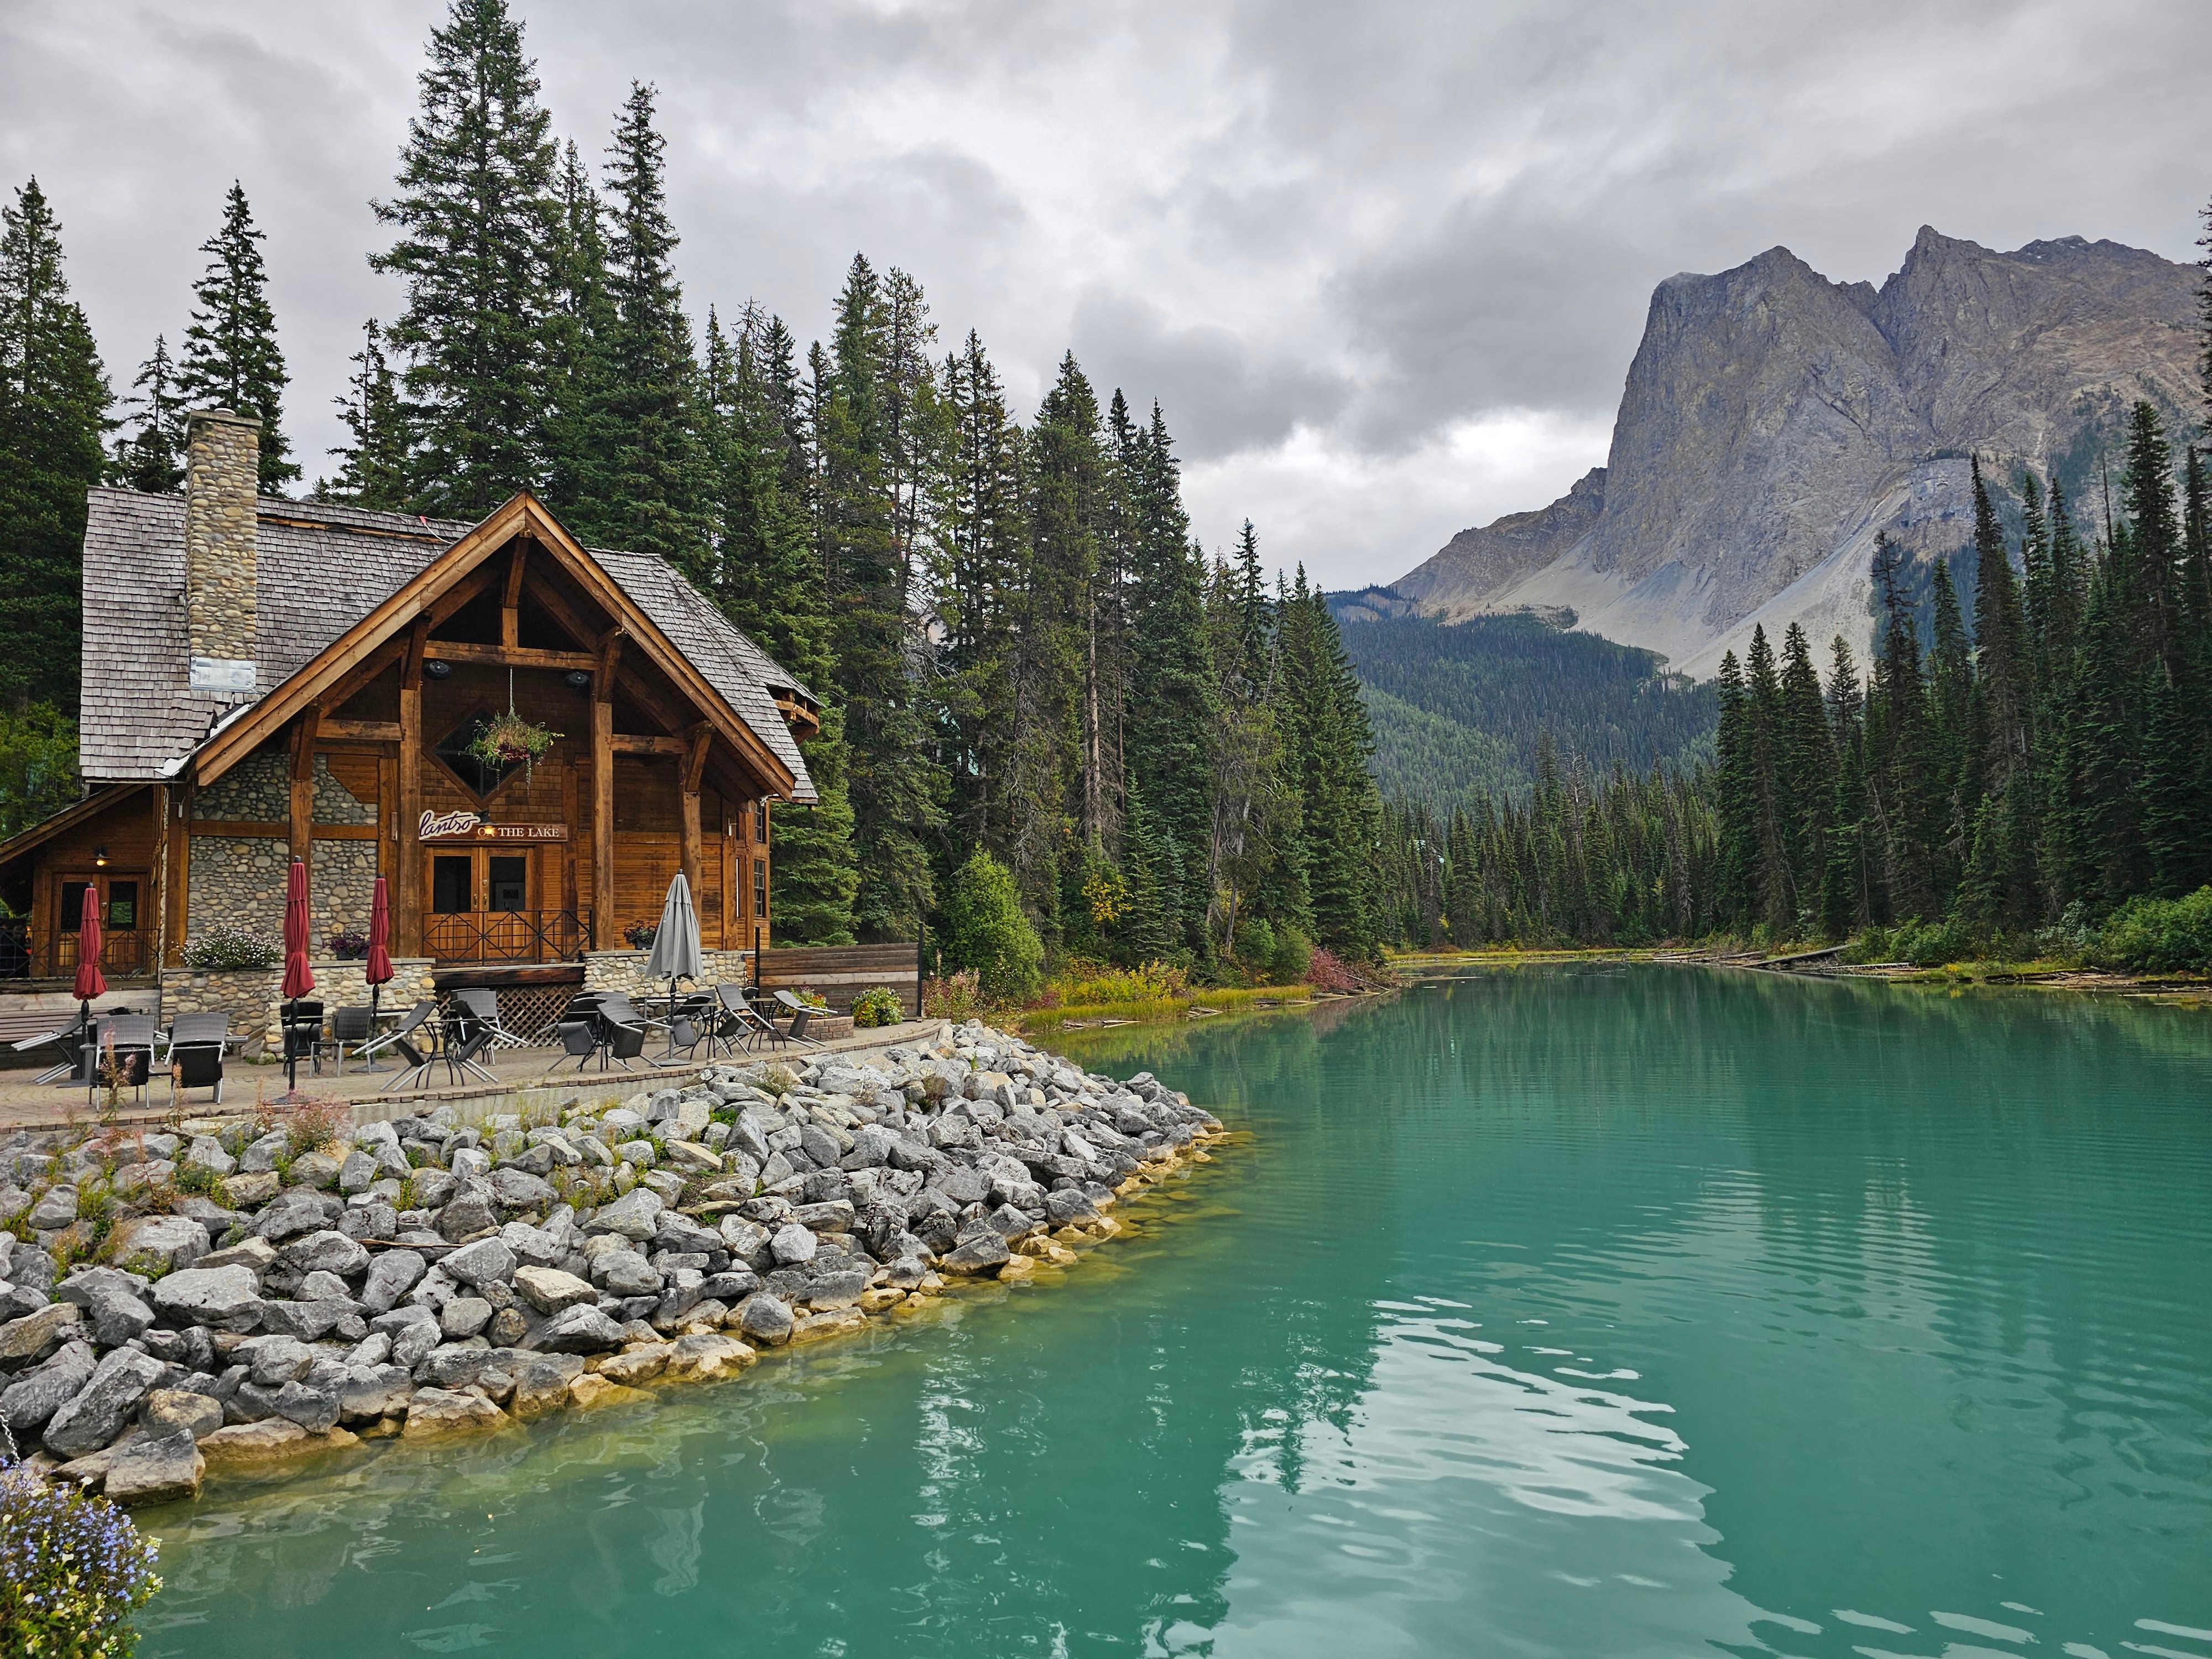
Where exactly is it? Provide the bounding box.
[4,0,2211,590]
[1068,289,1353,461]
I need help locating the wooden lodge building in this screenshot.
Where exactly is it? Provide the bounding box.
[0,407,825,1030]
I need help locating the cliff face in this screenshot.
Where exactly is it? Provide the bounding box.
[1395,227,2202,675]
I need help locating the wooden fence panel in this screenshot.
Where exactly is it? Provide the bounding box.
[749,942,921,1015]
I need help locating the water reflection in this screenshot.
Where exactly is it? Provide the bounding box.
[145,968,2211,1658]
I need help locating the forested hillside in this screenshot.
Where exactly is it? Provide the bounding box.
[0,0,1393,981]
[1328,595,1717,810]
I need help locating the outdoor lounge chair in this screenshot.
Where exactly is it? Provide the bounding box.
[541,1018,602,1075]
[280,1001,326,1076]
[95,1014,158,1103]
[596,990,665,1033]
[320,1006,377,1074]
[166,1013,229,1107]
[774,989,826,1047]
[432,1002,502,1087]
[375,1000,439,1089]
[15,1010,98,1084]
[450,987,529,1049]
[721,983,781,1052]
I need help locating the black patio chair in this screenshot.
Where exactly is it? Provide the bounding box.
[450,987,529,1048]
[541,1018,602,1076]
[95,1014,158,1103]
[435,1003,501,1087]
[595,1006,649,1072]
[597,990,666,1034]
[375,1000,440,1090]
[721,983,780,1053]
[280,1000,327,1076]
[320,1006,377,1075]
[168,1016,227,1108]
[774,989,826,1047]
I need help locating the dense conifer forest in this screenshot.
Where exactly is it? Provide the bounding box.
[1328,600,1717,810]
[0,0,1386,983]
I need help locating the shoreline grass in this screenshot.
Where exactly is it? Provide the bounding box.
[1011,983,1317,1032]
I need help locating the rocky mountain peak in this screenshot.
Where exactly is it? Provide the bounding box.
[1394,226,2200,676]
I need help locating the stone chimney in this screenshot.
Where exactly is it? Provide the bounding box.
[184,408,260,693]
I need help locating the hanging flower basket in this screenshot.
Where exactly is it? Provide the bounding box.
[466,710,560,769]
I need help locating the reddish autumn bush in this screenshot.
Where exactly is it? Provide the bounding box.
[1305,947,1362,994]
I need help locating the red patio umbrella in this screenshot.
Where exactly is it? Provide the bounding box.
[74,883,105,1102]
[362,876,394,1070]
[281,858,315,1094]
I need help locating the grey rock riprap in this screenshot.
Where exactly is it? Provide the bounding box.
[0,1018,1222,1506]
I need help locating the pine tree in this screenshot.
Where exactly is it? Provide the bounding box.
[766,703,860,946]
[816,254,945,939]
[1122,401,1215,951]
[2118,401,2182,679]
[578,82,708,576]
[540,139,613,524]
[319,320,409,509]
[1867,535,1940,920]
[0,179,108,714]
[112,335,185,493]
[1819,636,1870,937]
[371,0,556,514]
[1774,622,1833,924]
[177,181,296,491]
[1712,649,1756,928]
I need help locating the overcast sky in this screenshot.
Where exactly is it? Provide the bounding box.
[5,0,2208,589]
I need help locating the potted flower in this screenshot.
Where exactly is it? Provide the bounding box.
[467,709,560,769]
[326,928,369,961]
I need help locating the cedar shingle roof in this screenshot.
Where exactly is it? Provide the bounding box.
[78,488,816,801]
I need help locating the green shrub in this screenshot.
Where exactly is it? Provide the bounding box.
[936,851,1044,1004]
[2093,887,2212,973]
[179,921,281,972]
[851,986,904,1028]
[1844,916,1975,967]
[1267,925,1312,985]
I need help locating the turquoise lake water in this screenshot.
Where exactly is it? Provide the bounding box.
[141,966,2212,1657]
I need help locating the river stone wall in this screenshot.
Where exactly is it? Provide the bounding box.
[188,754,382,950]
[160,958,437,1055]
[0,1020,1223,1505]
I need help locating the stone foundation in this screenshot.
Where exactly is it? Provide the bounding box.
[160,957,436,1055]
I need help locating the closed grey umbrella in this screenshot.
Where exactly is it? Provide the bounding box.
[645,872,703,1057]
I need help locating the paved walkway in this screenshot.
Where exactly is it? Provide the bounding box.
[0,1019,945,1134]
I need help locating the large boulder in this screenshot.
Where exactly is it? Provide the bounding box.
[734,1293,794,1348]
[487,1167,556,1211]
[107,1214,211,1275]
[44,1348,169,1458]
[589,1187,664,1241]
[338,1364,415,1423]
[506,1354,584,1421]
[938,1233,1012,1276]
[400,1387,507,1438]
[442,1237,517,1288]
[140,1389,225,1441]
[252,1188,338,1243]
[103,1429,205,1507]
[527,1305,627,1354]
[513,1266,596,1316]
[279,1230,371,1277]
[0,1301,85,1365]
[769,1224,817,1266]
[589,1250,662,1298]
[0,1338,95,1436]
[359,1248,427,1314]
[435,1191,499,1241]
[152,1264,267,1332]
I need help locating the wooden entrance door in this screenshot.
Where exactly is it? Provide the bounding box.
[53,870,151,977]
[422,846,573,962]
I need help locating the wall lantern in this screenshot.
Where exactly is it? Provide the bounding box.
[93,845,108,868]
[424,660,452,680]
[564,670,591,689]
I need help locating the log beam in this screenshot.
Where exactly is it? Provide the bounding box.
[320,718,403,743]
[501,539,527,649]
[397,620,427,953]
[591,692,615,951]
[289,706,321,866]
[610,733,687,757]
[420,641,597,672]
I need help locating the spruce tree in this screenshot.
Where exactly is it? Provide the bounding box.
[766,703,860,946]
[1774,622,1832,920]
[113,335,184,493]
[177,181,296,491]
[371,0,556,514]
[319,319,409,509]
[1122,401,1215,950]
[0,178,108,714]
[1819,636,1870,937]
[1713,649,1756,928]
[540,139,614,524]
[580,82,708,577]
